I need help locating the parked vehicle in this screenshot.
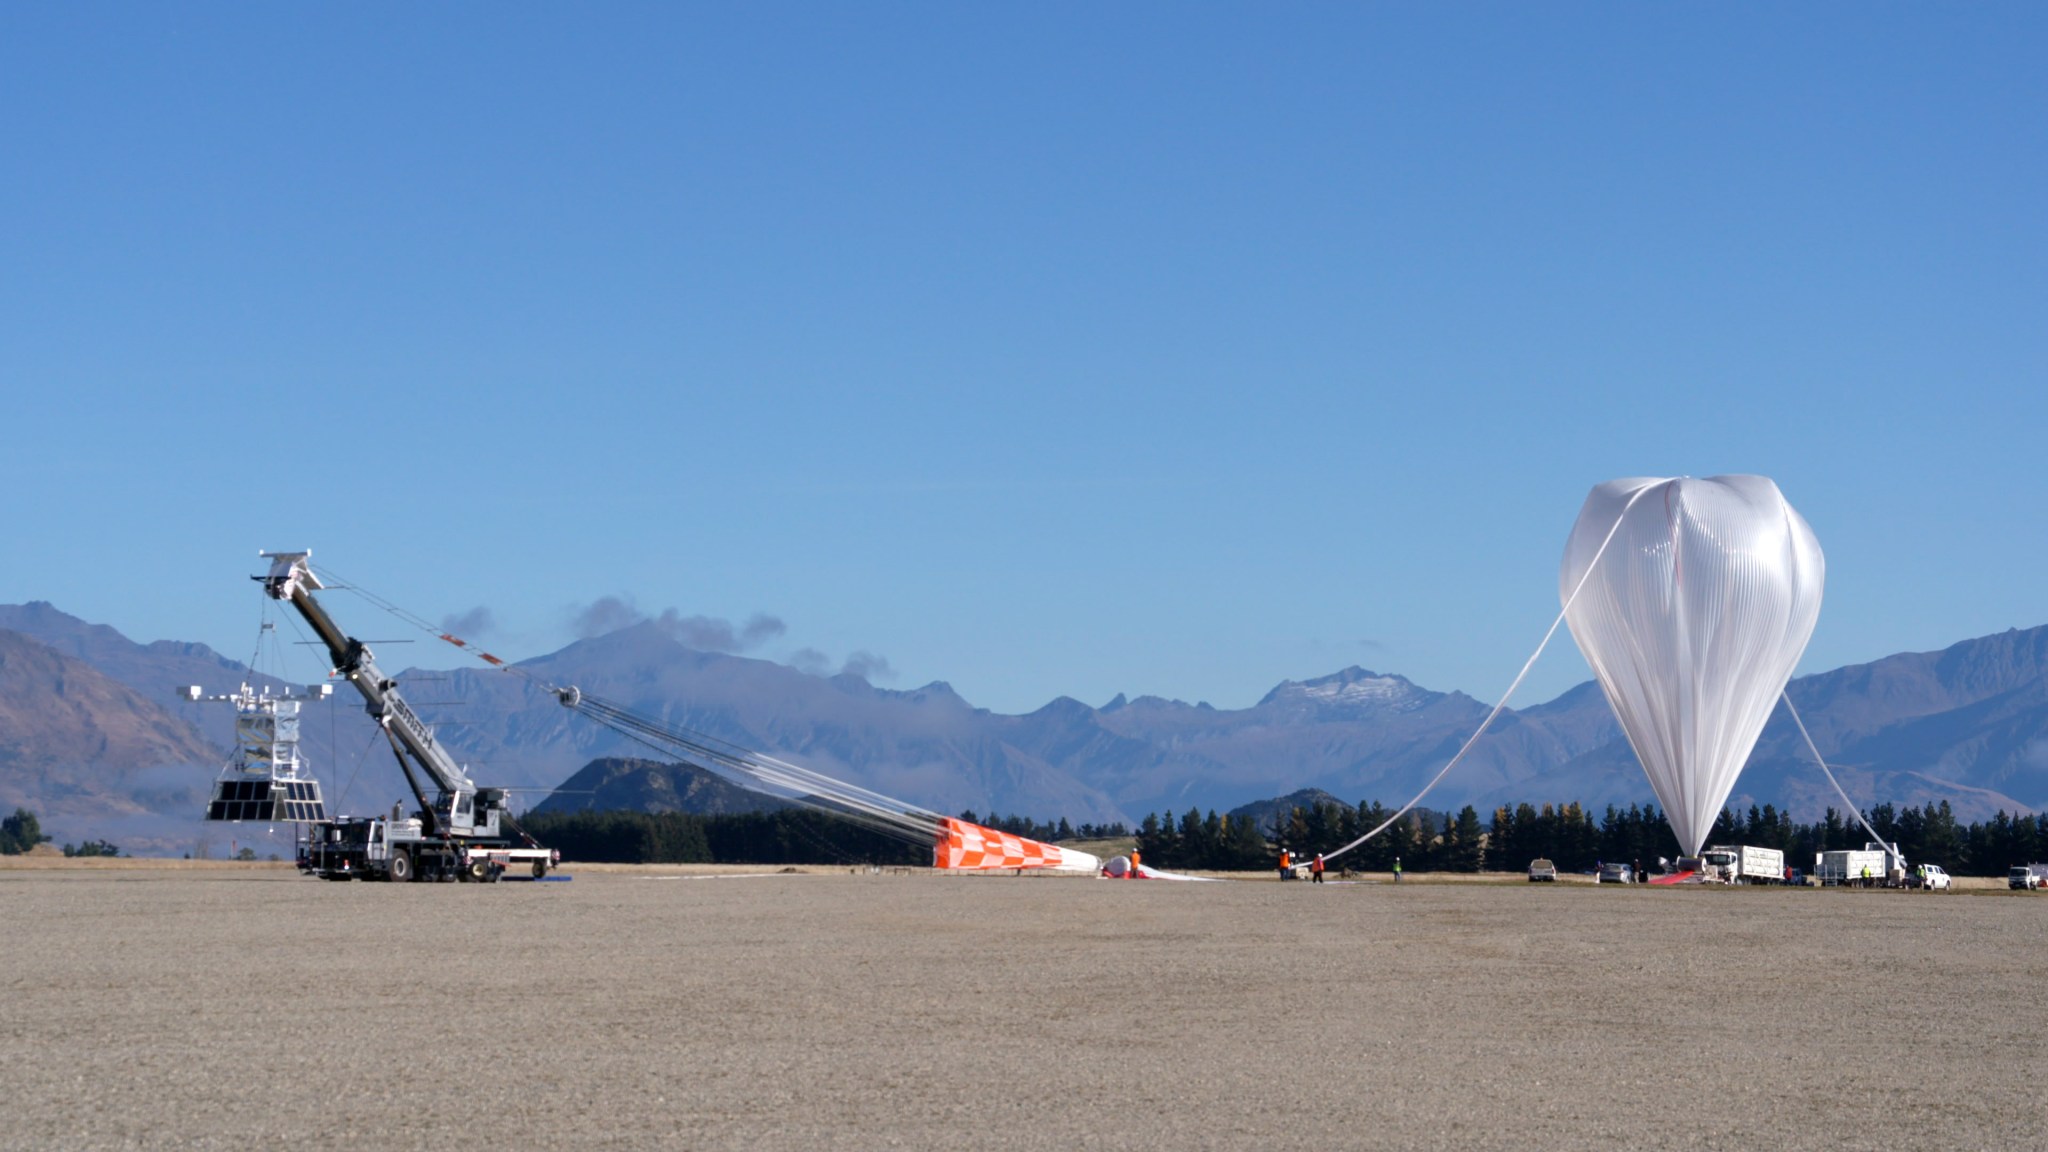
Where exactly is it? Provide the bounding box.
[2011,865,2048,891]
[1596,862,1633,884]
[1909,863,1953,891]
[1700,844,1785,884]
[1817,849,1893,887]
[1528,858,1558,882]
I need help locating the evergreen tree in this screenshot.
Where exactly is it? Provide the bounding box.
[1919,801,1962,870]
[0,808,49,855]
[1223,813,1270,870]
[1178,808,1210,868]
[1445,806,1483,872]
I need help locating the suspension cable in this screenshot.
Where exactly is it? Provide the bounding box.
[1317,484,1652,866]
[1780,691,1902,865]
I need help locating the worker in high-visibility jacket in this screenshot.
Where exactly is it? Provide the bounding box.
[1129,848,1141,878]
[1278,848,1293,881]
[1311,853,1326,883]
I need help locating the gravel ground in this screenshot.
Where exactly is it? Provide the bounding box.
[3,865,2043,1151]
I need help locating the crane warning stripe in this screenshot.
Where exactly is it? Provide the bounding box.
[440,633,506,666]
[935,816,1066,871]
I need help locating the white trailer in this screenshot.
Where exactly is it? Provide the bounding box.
[1700,844,1785,884]
[1817,849,1891,887]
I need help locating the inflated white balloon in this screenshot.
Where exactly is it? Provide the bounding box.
[1561,476,1824,857]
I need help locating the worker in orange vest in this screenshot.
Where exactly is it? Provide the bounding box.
[1129,847,1141,878]
[1311,853,1326,883]
[1278,848,1293,880]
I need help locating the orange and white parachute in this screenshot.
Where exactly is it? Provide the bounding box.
[935,816,1100,874]
[552,684,1108,874]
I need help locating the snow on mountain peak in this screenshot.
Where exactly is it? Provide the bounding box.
[1258,667,1429,713]
[1301,675,1409,703]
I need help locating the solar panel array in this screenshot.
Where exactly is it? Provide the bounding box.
[205,778,327,823]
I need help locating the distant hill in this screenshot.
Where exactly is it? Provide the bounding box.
[1226,789,1450,834]
[533,757,794,816]
[0,602,253,702]
[1504,626,2048,823]
[5,598,2048,855]
[0,629,218,850]
[402,624,1135,823]
[1225,789,1350,829]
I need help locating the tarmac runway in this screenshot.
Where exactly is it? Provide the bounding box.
[3,864,2042,1151]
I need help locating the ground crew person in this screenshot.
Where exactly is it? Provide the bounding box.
[1862,863,1872,887]
[1311,853,1325,883]
[1279,848,1292,880]
[1393,856,1403,883]
[1129,848,1140,878]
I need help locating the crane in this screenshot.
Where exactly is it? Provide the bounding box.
[260,551,556,882]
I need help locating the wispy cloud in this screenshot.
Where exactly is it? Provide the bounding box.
[573,595,643,639]
[571,596,787,654]
[840,650,896,682]
[441,606,496,639]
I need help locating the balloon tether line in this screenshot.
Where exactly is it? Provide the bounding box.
[1319,486,1653,866]
[1780,692,1901,867]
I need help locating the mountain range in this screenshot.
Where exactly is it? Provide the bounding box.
[2,598,2046,855]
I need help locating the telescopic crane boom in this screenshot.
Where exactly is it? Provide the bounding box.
[260,551,490,839]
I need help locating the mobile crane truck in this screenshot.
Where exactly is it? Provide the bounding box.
[262,551,557,882]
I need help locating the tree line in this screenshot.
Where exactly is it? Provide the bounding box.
[6,798,2043,873]
[519,808,929,866]
[1131,798,2048,876]
[957,811,1130,842]
[520,808,1135,867]
[1135,802,1485,872]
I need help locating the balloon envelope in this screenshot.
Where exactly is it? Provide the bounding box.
[1561,476,1824,856]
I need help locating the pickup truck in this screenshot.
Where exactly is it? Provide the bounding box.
[1909,863,1953,891]
[2011,865,2048,891]
[1528,858,1558,882]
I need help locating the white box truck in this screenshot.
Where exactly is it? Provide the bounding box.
[1818,849,1891,886]
[1700,844,1785,884]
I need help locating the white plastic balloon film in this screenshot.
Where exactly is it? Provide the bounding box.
[1561,476,1824,857]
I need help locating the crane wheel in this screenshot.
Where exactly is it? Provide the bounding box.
[388,850,413,883]
[532,861,549,879]
[467,859,490,883]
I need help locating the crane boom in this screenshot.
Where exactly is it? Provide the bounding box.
[259,551,483,832]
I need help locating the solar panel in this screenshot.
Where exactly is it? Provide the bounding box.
[205,779,327,823]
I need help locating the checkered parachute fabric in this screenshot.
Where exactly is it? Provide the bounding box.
[935,816,1073,871]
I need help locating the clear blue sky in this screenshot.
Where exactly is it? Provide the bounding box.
[3,4,2042,714]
